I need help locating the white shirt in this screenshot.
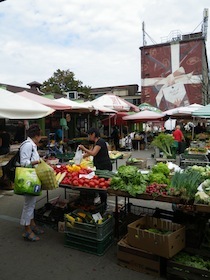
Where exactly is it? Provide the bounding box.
[20,137,40,166]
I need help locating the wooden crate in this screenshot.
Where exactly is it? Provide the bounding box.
[167,248,210,280]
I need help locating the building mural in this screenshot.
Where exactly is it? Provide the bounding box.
[140,38,206,111]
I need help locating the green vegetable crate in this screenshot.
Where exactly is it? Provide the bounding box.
[65,214,114,241]
[64,231,114,256]
[126,157,147,169]
[167,248,210,280]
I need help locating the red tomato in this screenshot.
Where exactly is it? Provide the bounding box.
[89,182,95,188]
[99,178,106,183]
[93,180,99,186]
[78,178,85,186]
[99,182,106,188]
[72,179,79,186]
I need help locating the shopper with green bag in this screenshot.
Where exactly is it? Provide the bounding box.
[19,124,43,242]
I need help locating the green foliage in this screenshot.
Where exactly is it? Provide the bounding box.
[172,252,210,270]
[151,133,175,157]
[151,162,170,176]
[110,165,147,196]
[148,172,169,185]
[169,169,203,200]
[41,69,91,97]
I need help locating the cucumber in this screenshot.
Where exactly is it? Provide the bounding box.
[95,169,115,178]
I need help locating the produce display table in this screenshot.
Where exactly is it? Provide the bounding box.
[59,184,107,199]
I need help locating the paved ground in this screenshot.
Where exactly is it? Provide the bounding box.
[0,148,169,280]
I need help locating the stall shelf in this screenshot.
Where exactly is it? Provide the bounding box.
[107,189,210,238]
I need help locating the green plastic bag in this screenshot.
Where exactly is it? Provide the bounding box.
[14,167,42,196]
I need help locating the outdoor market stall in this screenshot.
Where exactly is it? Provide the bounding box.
[29,143,210,278]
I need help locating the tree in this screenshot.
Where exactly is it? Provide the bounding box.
[41,69,91,99]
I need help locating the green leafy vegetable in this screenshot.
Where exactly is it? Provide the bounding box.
[151,133,175,157]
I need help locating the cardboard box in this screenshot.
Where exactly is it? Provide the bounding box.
[127,216,185,259]
[117,235,165,277]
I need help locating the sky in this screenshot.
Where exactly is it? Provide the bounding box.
[0,0,210,90]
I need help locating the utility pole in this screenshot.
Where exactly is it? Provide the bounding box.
[202,8,208,41]
[142,21,146,46]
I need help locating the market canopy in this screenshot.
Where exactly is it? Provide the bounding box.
[17,91,71,110]
[0,88,54,119]
[139,103,162,113]
[89,93,139,112]
[123,110,165,121]
[192,104,210,118]
[102,111,132,126]
[163,103,204,117]
[56,97,91,112]
[82,101,117,113]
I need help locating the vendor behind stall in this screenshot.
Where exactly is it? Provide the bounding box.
[78,127,112,208]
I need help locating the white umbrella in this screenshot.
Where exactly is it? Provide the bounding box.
[56,97,91,111]
[90,93,139,112]
[0,88,54,119]
[164,103,204,117]
[123,110,165,121]
[83,101,117,113]
[17,90,70,110]
[192,104,210,118]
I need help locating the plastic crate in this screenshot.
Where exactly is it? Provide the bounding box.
[68,201,106,215]
[56,152,75,162]
[34,202,68,226]
[65,214,114,241]
[117,203,156,221]
[180,154,209,168]
[64,231,114,256]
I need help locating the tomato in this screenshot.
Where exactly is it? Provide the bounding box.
[78,178,85,186]
[72,179,79,186]
[104,180,110,187]
[89,181,95,188]
[71,171,79,177]
[99,182,106,188]
[99,178,105,183]
[93,180,99,186]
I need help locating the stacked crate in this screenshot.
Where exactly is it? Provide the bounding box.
[64,212,114,256]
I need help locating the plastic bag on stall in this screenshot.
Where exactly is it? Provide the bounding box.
[74,147,83,165]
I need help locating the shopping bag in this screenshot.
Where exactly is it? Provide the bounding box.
[14,167,42,196]
[74,147,83,165]
[35,159,58,190]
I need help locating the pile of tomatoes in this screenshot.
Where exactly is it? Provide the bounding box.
[53,165,111,189]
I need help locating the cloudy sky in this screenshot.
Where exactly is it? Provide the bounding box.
[0,0,209,90]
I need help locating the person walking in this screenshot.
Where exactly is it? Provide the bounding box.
[78,127,112,208]
[173,125,185,154]
[111,125,120,151]
[20,124,43,241]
